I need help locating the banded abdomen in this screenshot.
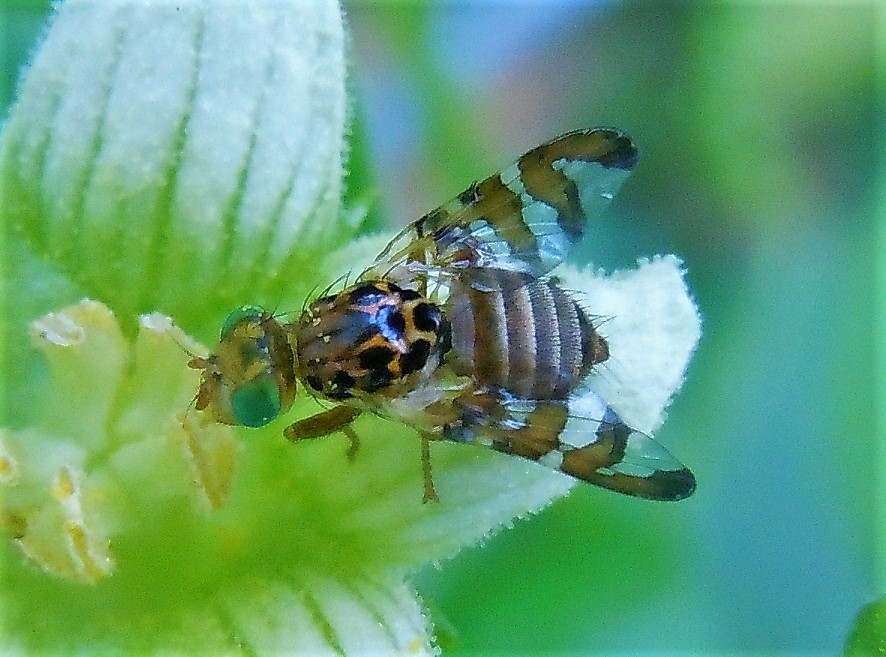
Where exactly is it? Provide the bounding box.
[445,268,609,400]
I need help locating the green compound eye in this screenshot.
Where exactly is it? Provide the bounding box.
[221,304,267,339]
[231,376,282,428]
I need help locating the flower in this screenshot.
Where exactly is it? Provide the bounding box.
[1,1,701,654]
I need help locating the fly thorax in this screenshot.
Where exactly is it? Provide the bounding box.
[295,281,451,401]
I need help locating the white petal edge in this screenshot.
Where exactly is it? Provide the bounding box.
[561,254,702,434]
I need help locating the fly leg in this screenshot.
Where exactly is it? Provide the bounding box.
[284,406,361,460]
[288,407,441,502]
[420,432,439,503]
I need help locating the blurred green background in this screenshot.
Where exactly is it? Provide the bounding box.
[3,2,881,655]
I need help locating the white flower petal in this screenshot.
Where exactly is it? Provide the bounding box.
[562,254,702,434]
[224,576,437,656]
[2,0,347,324]
[284,244,700,565]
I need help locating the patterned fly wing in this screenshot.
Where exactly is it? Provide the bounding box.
[447,387,695,502]
[364,128,637,285]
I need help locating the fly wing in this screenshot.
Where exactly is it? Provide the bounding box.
[363,129,638,286]
[447,387,695,502]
